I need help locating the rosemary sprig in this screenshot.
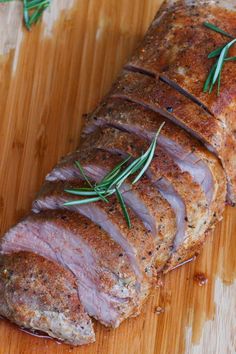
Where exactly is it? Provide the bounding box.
[64,123,165,227]
[0,0,50,30]
[203,22,234,39]
[203,22,236,95]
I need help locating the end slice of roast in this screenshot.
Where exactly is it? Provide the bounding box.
[0,252,95,346]
[1,211,145,328]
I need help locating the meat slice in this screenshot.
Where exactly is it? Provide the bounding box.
[33,180,175,271]
[32,187,157,286]
[96,130,210,268]
[0,252,95,346]
[45,148,176,270]
[109,70,235,204]
[46,148,175,238]
[84,98,226,226]
[126,0,236,132]
[88,127,210,270]
[1,211,145,328]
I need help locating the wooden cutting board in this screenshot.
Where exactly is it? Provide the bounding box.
[0,1,235,353]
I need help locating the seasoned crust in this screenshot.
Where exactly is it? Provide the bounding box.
[110,71,223,151]
[91,127,210,270]
[108,70,235,203]
[45,144,176,271]
[130,176,176,270]
[86,98,226,224]
[45,144,177,272]
[0,1,232,343]
[26,208,137,284]
[0,252,95,346]
[126,0,236,202]
[127,0,236,129]
[1,210,147,327]
[45,150,158,283]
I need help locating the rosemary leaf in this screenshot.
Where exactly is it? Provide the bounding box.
[64,189,103,197]
[217,69,222,96]
[29,3,48,26]
[132,144,155,184]
[23,0,30,30]
[225,56,236,62]
[26,0,49,10]
[109,157,143,189]
[100,155,131,185]
[63,196,102,206]
[93,185,110,203]
[212,39,236,86]
[203,22,234,39]
[132,122,165,184]
[203,20,236,95]
[0,0,50,30]
[68,187,94,191]
[75,161,93,188]
[115,187,131,229]
[208,44,226,59]
[203,63,217,93]
[74,161,109,202]
[209,79,214,94]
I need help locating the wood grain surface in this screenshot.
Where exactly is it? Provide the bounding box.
[0,1,235,353]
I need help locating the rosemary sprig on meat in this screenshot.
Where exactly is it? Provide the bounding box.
[64,122,165,228]
[0,0,51,30]
[203,22,236,95]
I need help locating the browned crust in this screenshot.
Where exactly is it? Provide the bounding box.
[46,147,123,182]
[164,234,205,273]
[108,71,235,203]
[110,71,223,150]
[92,127,210,269]
[87,98,226,269]
[125,0,236,201]
[87,98,226,223]
[164,227,214,273]
[43,146,177,272]
[1,210,148,326]
[127,0,236,131]
[0,252,95,345]
[131,177,176,270]
[26,208,137,284]
[34,178,157,285]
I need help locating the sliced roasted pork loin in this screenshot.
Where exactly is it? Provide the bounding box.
[108,70,235,204]
[0,252,95,346]
[88,127,211,269]
[45,149,176,270]
[84,98,226,226]
[1,211,148,328]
